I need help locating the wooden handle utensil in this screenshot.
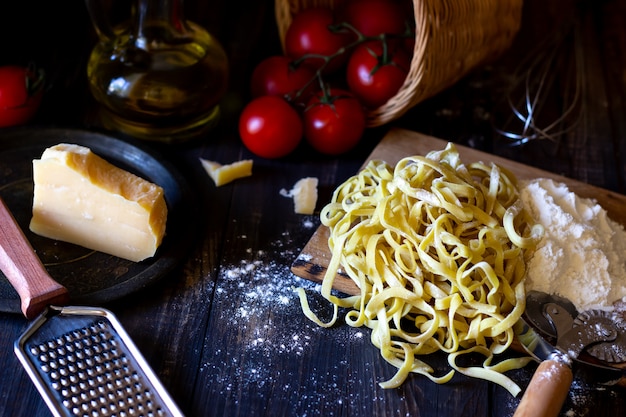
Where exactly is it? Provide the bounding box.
[513,356,573,417]
[0,197,68,318]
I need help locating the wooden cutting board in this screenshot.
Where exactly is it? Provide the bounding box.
[291,128,626,295]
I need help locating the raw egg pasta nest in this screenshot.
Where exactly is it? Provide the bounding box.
[299,143,543,395]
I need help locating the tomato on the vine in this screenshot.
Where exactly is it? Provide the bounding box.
[284,8,351,73]
[250,56,316,102]
[338,0,407,38]
[241,3,418,158]
[0,65,45,128]
[346,41,410,109]
[303,89,365,155]
[239,95,303,159]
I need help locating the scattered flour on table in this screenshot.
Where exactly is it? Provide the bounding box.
[203,216,377,414]
[519,178,626,312]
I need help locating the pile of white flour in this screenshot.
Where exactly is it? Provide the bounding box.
[519,178,626,312]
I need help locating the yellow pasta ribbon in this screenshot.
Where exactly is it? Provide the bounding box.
[299,143,543,396]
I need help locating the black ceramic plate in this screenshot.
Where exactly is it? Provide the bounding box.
[0,127,196,314]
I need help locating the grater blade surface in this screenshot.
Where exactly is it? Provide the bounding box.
[14,306,184,417]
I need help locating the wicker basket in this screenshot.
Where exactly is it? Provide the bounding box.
[275,0,523,127]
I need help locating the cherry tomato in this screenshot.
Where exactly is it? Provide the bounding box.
[239,95,303,159]
[346,41,410,109]
[250,56,316,102]
[0,65,45,127]
[284,8,351,73]
[303,89,365,155]
[338,0,407,38]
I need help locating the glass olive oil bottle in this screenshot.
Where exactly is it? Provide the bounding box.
[86,0,228,143]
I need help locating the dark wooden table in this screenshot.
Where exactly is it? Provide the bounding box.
[1,0,625,416]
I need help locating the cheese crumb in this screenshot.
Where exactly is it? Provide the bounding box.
[200,158,253,186]
[280,177,318,214]
[520,178,626,311]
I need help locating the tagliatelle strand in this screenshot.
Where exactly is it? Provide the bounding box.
[299,143,543,396]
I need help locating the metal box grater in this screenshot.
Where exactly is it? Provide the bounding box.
[14,305,184,417]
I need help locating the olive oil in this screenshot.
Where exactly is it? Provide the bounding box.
[86,2,228,143]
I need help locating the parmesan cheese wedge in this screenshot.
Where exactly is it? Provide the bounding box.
[29,144,168,262]
[290,177,318,215]
[200,158,253,186]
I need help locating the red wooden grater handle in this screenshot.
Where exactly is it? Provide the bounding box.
[0,197,69,319]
